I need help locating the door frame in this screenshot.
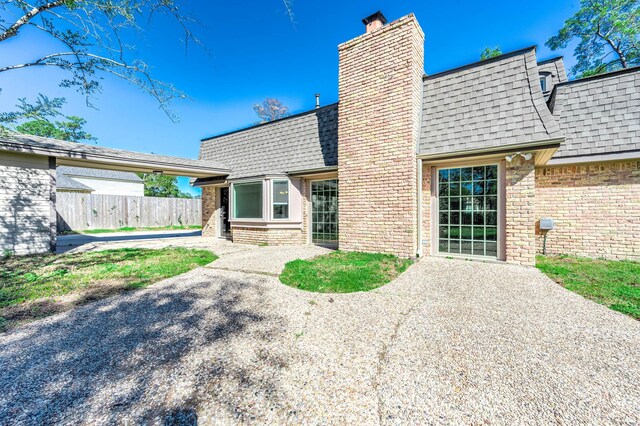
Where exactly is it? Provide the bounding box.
[307,178,339,248]
[217,185,231,239]
[432,160,505,261]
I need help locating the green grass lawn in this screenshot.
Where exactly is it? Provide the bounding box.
[0,247,216,330]
[280,251,413,293]
[536,255,640,319]
[59,225,202,235]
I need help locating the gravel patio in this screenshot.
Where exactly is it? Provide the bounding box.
[1,244,639,425]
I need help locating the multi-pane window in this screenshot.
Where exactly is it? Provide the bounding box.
[311,179,338,246]
[437,165,498,258]
[233,181,263,219]
[272,180,289,219]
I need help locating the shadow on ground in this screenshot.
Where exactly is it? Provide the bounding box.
[0,274,291,425]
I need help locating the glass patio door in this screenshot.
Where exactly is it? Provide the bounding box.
[311,179,338,246]
[437,165,499,258]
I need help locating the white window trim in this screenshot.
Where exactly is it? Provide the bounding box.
[231,180,264,221]
[271,179,290,221]
[433,161,503,261]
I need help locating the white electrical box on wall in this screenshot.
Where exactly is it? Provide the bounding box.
[540,218,555,231]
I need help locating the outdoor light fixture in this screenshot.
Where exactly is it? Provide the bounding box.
[152,170,163,175]
[505,152,533,162]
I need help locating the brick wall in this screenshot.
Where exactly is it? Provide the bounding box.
[337,14,424,258]
[535,160,640,260]
[232,227,304,246]
[421,163,433,255]
[201,186,217,237]
[505,156,536,266]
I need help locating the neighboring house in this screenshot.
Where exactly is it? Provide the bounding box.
[196,11,640,264]
[56,166,144,196]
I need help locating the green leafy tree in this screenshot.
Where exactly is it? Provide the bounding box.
[16,116,94,142]
[546,0,640,77]
[480,46,503,60]
[0,1,295,118]
[139,173,193,198]
[0,94,96,142]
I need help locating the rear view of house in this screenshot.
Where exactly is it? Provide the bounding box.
[197,11,640,264]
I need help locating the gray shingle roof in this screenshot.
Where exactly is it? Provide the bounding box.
[418,47,562,156]
[0,133,230,176]
[549,67,640,159]
[537,57,568,98]
[56,173,93,191]
[199,104,338,179]
[57,165,142,182]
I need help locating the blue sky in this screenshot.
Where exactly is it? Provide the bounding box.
[0,0,580,195]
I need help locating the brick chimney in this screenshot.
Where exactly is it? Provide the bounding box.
[362,11,387,33]
[337,13,425,258]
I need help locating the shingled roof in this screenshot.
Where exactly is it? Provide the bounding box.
[58,166,142,183]
[548,67,640,161]
[0,133,230,178]
[199,104,338,179]
[537,56,568,99]
[56,172,94,192]
[418,47,562,157]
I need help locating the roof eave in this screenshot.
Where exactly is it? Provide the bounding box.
[418,138,563,166]
[0,139,231,178]
[286,166,339,176]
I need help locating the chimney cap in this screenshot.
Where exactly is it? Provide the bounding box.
[362,11,387,26]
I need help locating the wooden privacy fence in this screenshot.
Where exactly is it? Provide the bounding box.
[56,193,201,232]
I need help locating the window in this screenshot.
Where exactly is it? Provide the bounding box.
[539,74,550,92]
[272,180,289,219]
[311,179,338,246]
[233,181,263,219]
[437,165,499,258]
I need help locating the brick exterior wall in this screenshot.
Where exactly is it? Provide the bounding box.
[201,186,217,237]
[421,163,433,255]
[505,156,536,266]
[337,14,424,258]
[535,160,640,260]
[231,227,304,246]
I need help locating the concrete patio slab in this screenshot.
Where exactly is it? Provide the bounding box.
[1,256,638,425]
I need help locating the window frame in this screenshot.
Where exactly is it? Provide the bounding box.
[434,162,503,260]
[271,179,290,220]
[539,72,551,92]
[232,180,264,220]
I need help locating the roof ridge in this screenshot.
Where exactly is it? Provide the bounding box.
[423,45,537,81]
[555,66,640,89]
[201,103,339,142]
[537,56,563,65]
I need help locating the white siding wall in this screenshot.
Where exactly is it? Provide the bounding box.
[69,177,144,196]
[0,152,53,255]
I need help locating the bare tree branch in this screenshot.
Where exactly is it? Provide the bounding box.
[0,0,64,41]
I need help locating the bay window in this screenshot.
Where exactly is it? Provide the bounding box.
[272,180,289,219]
[233,181,263,219]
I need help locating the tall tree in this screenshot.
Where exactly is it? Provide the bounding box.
[480,46,502,60]
[0,1,295,118]
[253,98,289,123]
[546,0,640,77]
[138,173,192,198]
[0,94,96,142]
